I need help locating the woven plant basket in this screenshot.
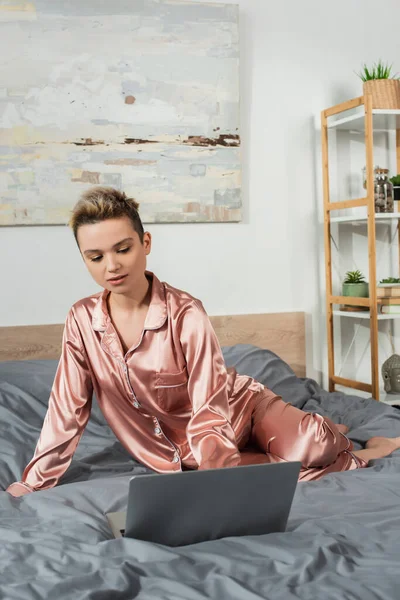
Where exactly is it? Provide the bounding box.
[363,79,400,109]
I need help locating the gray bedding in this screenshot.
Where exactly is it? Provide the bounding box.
[1,345,400,600]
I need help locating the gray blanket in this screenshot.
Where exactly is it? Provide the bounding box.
[1,346,400,600]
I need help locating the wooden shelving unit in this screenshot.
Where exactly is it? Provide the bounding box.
[321,96,400,401]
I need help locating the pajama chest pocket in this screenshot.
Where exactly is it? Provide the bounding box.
[155,367,189,412]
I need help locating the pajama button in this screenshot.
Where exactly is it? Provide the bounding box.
[133,401,140,409]
[172,455,179,463]
[154,427,161,434]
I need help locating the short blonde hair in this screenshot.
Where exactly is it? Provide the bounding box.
[69,186,144,243]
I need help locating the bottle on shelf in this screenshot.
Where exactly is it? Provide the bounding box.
[374,167,394,213]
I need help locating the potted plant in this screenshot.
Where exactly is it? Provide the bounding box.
[379,277,400,284]
[357,60,400,109]
[377,277,400,297]
[342,270,369,297]
[389,174,400,201]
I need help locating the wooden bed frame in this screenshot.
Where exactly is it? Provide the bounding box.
[0,312,306,377]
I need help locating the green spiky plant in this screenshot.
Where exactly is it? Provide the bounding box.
[389,175,400,187]
[356,61,399,82]
[343,270,366,284]
[342,270,369,303]
[379,277,400,284]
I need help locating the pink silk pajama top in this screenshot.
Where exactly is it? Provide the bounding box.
[7,272,363,497]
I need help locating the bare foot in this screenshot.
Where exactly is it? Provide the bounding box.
[353,436,400,464]
[336,424,349,435]
[365,436,400,458]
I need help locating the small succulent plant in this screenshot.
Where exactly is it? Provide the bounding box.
[343,270,366,284]
[379,277,400,284]
[389,174,400,187]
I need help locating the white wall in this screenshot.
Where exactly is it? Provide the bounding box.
[3,0,400,385]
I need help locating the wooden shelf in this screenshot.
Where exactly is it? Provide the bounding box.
[328,108,400,131]
[333,310,400,320]
[331,296,400,306]
[330,295,369,306]
[380,393,400,406]
[321,94,400,401]
[330,212,400,224]
[335,385,400,405]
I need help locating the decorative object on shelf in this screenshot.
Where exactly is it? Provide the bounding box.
[377,278,400,297]
[342,270,369,298]
[341,270,369,310]
[381,305,400,314]
[379,294,400,313]
[389,174,400,201]
[357,60,400,109]
[382,354,400,393]
[374,168,394,213]
[339,305,369,313]
[380,277,400,283]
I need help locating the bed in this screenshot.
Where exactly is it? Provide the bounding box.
[1,312,400,600]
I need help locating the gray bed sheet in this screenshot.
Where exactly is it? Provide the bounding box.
[0,346,400,600]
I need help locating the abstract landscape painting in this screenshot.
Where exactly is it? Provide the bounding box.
[0,0,241,225]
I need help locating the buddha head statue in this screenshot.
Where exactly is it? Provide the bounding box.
[382,353,400,394]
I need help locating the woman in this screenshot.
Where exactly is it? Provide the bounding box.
[7,187,400,497]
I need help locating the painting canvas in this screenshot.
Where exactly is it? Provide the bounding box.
[0,0,241,225]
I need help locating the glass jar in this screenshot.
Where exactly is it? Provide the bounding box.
[374,168,394,213]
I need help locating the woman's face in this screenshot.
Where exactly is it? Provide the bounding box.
[77,216,151,293]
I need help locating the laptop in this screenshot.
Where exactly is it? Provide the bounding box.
[106,461,301,546]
